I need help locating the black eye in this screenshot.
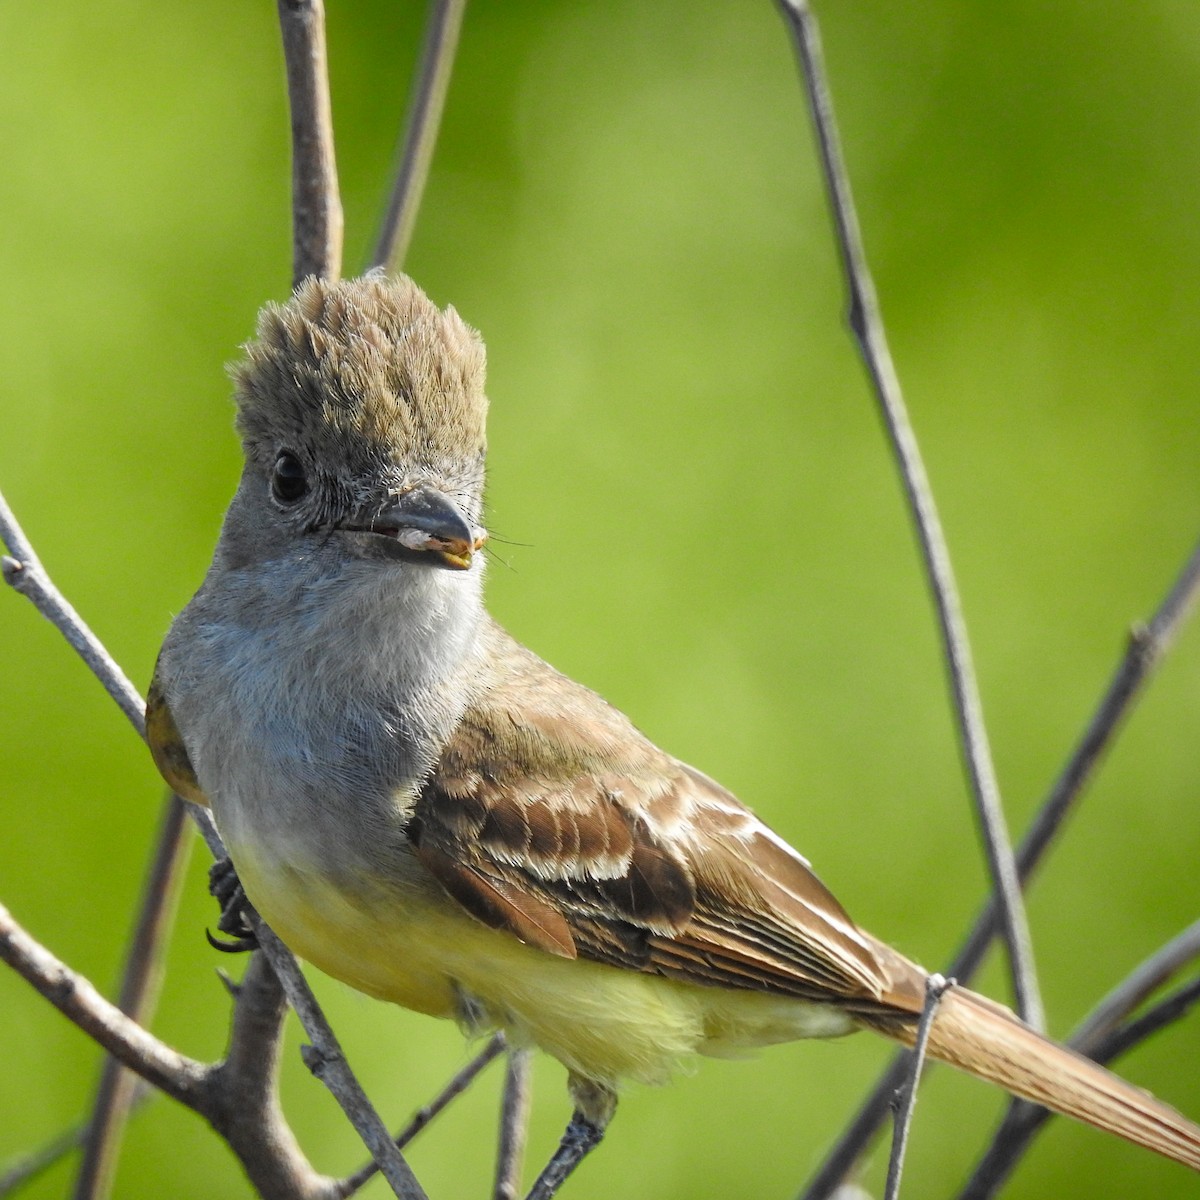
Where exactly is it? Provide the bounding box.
[271,452,309,504]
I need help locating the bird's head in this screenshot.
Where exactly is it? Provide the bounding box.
[220,272,489,576]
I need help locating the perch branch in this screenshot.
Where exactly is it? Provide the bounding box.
[371,0,469,274]
[251,919,428,1200]
[798,532,1200,1199]
[209,952,342,1200]
[1,488,423,1198]
[774,0,1042,1029]
[276,0,344,284]
[1,901,344,1200]
[0,901,210,1107]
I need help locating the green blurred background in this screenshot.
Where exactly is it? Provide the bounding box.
[2,2,1198,1197]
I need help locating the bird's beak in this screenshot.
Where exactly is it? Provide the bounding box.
[349,486,487,570]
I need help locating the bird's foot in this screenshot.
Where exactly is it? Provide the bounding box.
[206,857,258,953]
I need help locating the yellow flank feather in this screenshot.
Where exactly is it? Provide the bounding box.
[229,839,855,1090]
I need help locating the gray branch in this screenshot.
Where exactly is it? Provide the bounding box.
[882,976,952,1200]
[371,0,469,275]
[774,0,1042,1033]
[958,923,1200,1199]
[72,794,194,1200]
[276,0,344,285]
[339,1033,506,1197]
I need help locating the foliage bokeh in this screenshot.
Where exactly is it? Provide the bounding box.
[1,2,1198,1198]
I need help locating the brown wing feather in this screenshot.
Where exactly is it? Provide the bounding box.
[412,838,577,959]
[412,631,897,1007]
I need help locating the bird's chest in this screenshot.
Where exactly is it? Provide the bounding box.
[179,624,442,885]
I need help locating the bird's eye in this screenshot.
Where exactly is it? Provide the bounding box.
[271,452,309,504]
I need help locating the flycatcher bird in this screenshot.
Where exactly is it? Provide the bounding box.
[148,273,1200,1198]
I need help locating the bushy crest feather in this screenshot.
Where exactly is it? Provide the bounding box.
[231,273,487,474]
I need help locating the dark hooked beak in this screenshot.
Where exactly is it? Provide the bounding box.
[345,486,487,570]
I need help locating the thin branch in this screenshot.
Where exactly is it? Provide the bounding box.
[774,0,1042,1031]
[370,0,469,274]
[798,533,1200,1200]
[276,0,344,284]
[0,901,210,1108]
[959,927,1200,1200]
[882,976,951,1200]
[1,492,145,734]
[951,534,1200,986]
[1,897,348,1200]
[72,794,194,1200]
[339,1033,506,1197]
[494,1047,534,1200]
[1092,975,1200,1062]
[1071,920,1200,1056]
[1,1121,86,1197]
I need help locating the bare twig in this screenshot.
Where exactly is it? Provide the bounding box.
[774,0,1042,1031]
[952,535,1200,986]
[1071,920,1200,1054]
[959,927,1200,1200]
[339,1033,506,1197]
[1092,975,1200,1062]
[882,976,951,1200]
[799,535,1200,1200]
[276,0,344,284]
[0,902,210,1107]
[1,899,349,1200]
[494,1047,534,1200]
[73,794,194,1200]
[1,492,145,734]
[370,0,468,274]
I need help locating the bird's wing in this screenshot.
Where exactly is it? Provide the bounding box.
[411,635,921,1011]
[146,667,209,806]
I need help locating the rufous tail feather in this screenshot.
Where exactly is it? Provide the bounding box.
[868,986,1200,1171]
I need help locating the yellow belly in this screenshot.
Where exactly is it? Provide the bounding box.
[230,841,855,1089]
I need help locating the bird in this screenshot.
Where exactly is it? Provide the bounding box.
[147,271,1200,1198]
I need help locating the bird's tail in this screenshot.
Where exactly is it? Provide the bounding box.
[869,985,1200,1171]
